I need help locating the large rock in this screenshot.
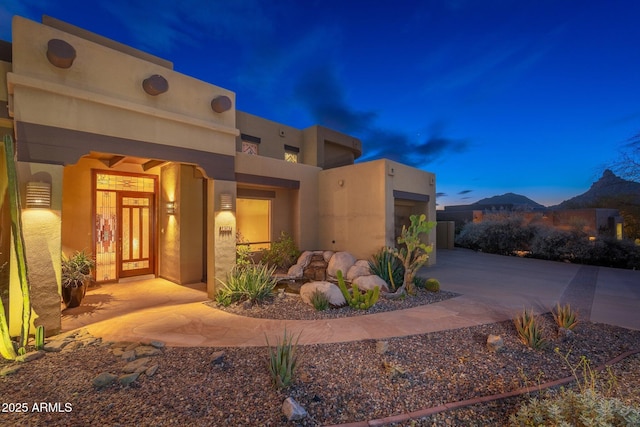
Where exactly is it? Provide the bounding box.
[295,251,314,268]
[286,251,314,278]
[346,260,371,281]
[282,397,307,421]
[486,334,504,352]
[286,264,303,278]
[327,251,356,278]
[352,275,389,293]
[300,281,346,307]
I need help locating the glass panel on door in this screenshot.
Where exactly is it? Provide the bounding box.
[120,194,153,277]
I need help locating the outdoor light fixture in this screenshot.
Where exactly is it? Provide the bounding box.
[26,182,51,209]
[220,193,233,211]
[166,201,176,215]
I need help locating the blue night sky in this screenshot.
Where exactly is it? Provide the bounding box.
[2,1,639,207]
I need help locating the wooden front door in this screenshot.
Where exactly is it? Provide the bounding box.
[118,192,154,278]
[94,171,157,283]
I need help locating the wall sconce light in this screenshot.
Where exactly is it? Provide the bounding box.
[166,201,176,215]
[220,193,233,211]
[26,182,51,209]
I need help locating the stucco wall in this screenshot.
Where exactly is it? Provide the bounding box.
[236,111,303,161]
[318,160,388,258]
[9,16,238,160]
[159,164,204,284]
[319,159,437,264]
[0,61,10,102]
[235,153,321,251]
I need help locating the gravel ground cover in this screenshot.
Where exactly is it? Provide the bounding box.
[1,291,639,426]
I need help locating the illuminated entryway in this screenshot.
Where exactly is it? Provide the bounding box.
[94,172,157,282]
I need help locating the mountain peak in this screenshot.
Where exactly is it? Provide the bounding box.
[554,170,640,209]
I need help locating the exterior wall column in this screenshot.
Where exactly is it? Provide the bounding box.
[11,162,62,336]
[206,179,236,299]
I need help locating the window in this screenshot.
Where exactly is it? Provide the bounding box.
[284,144,299,163]
[241,134,261,155]
[236,198,271,251]
[284,151,298,163]
[242,141,259,155]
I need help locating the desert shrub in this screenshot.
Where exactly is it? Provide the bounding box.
[510,349,640,426]
[530,228,640,269]
[266,329,300,389]
[309,289,329,311]
[456,214,535,255]
[587,237,640,269]
[261,231,300,271]
[514,309,547,350]
[369,247,404,291]
[529,227,587,262]
[216,263,277,306]
[509,389,640,426]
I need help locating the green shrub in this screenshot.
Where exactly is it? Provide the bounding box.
[552,303,578,331]
[310,289,329,311]
[261,231,300,271]
[216,263,277,306]
[368,247,404,291]
[514,309,547,350]
[266,329,300,389]
[236,231,252,267]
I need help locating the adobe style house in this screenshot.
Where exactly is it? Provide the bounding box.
[0,16,436,336]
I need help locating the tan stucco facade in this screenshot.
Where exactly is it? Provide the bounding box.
[318,159,436,264]
[1,15,437,335]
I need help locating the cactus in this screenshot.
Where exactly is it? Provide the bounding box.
[35,325,45,350]
[390,214,436,296]
[337,270,379,310]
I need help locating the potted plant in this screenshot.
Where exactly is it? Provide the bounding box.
[61,250,95,308]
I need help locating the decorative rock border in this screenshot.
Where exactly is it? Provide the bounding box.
[0,328,168,389]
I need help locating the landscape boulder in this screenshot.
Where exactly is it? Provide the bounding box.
[346,260,371,281]
[327,251,356,277]
[352,275,389,293]
[300,281,346,307]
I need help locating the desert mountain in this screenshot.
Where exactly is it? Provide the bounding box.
[471,192,546,210]
[551,170,640,209]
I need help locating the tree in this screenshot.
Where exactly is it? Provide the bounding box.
[612,132,640,183]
